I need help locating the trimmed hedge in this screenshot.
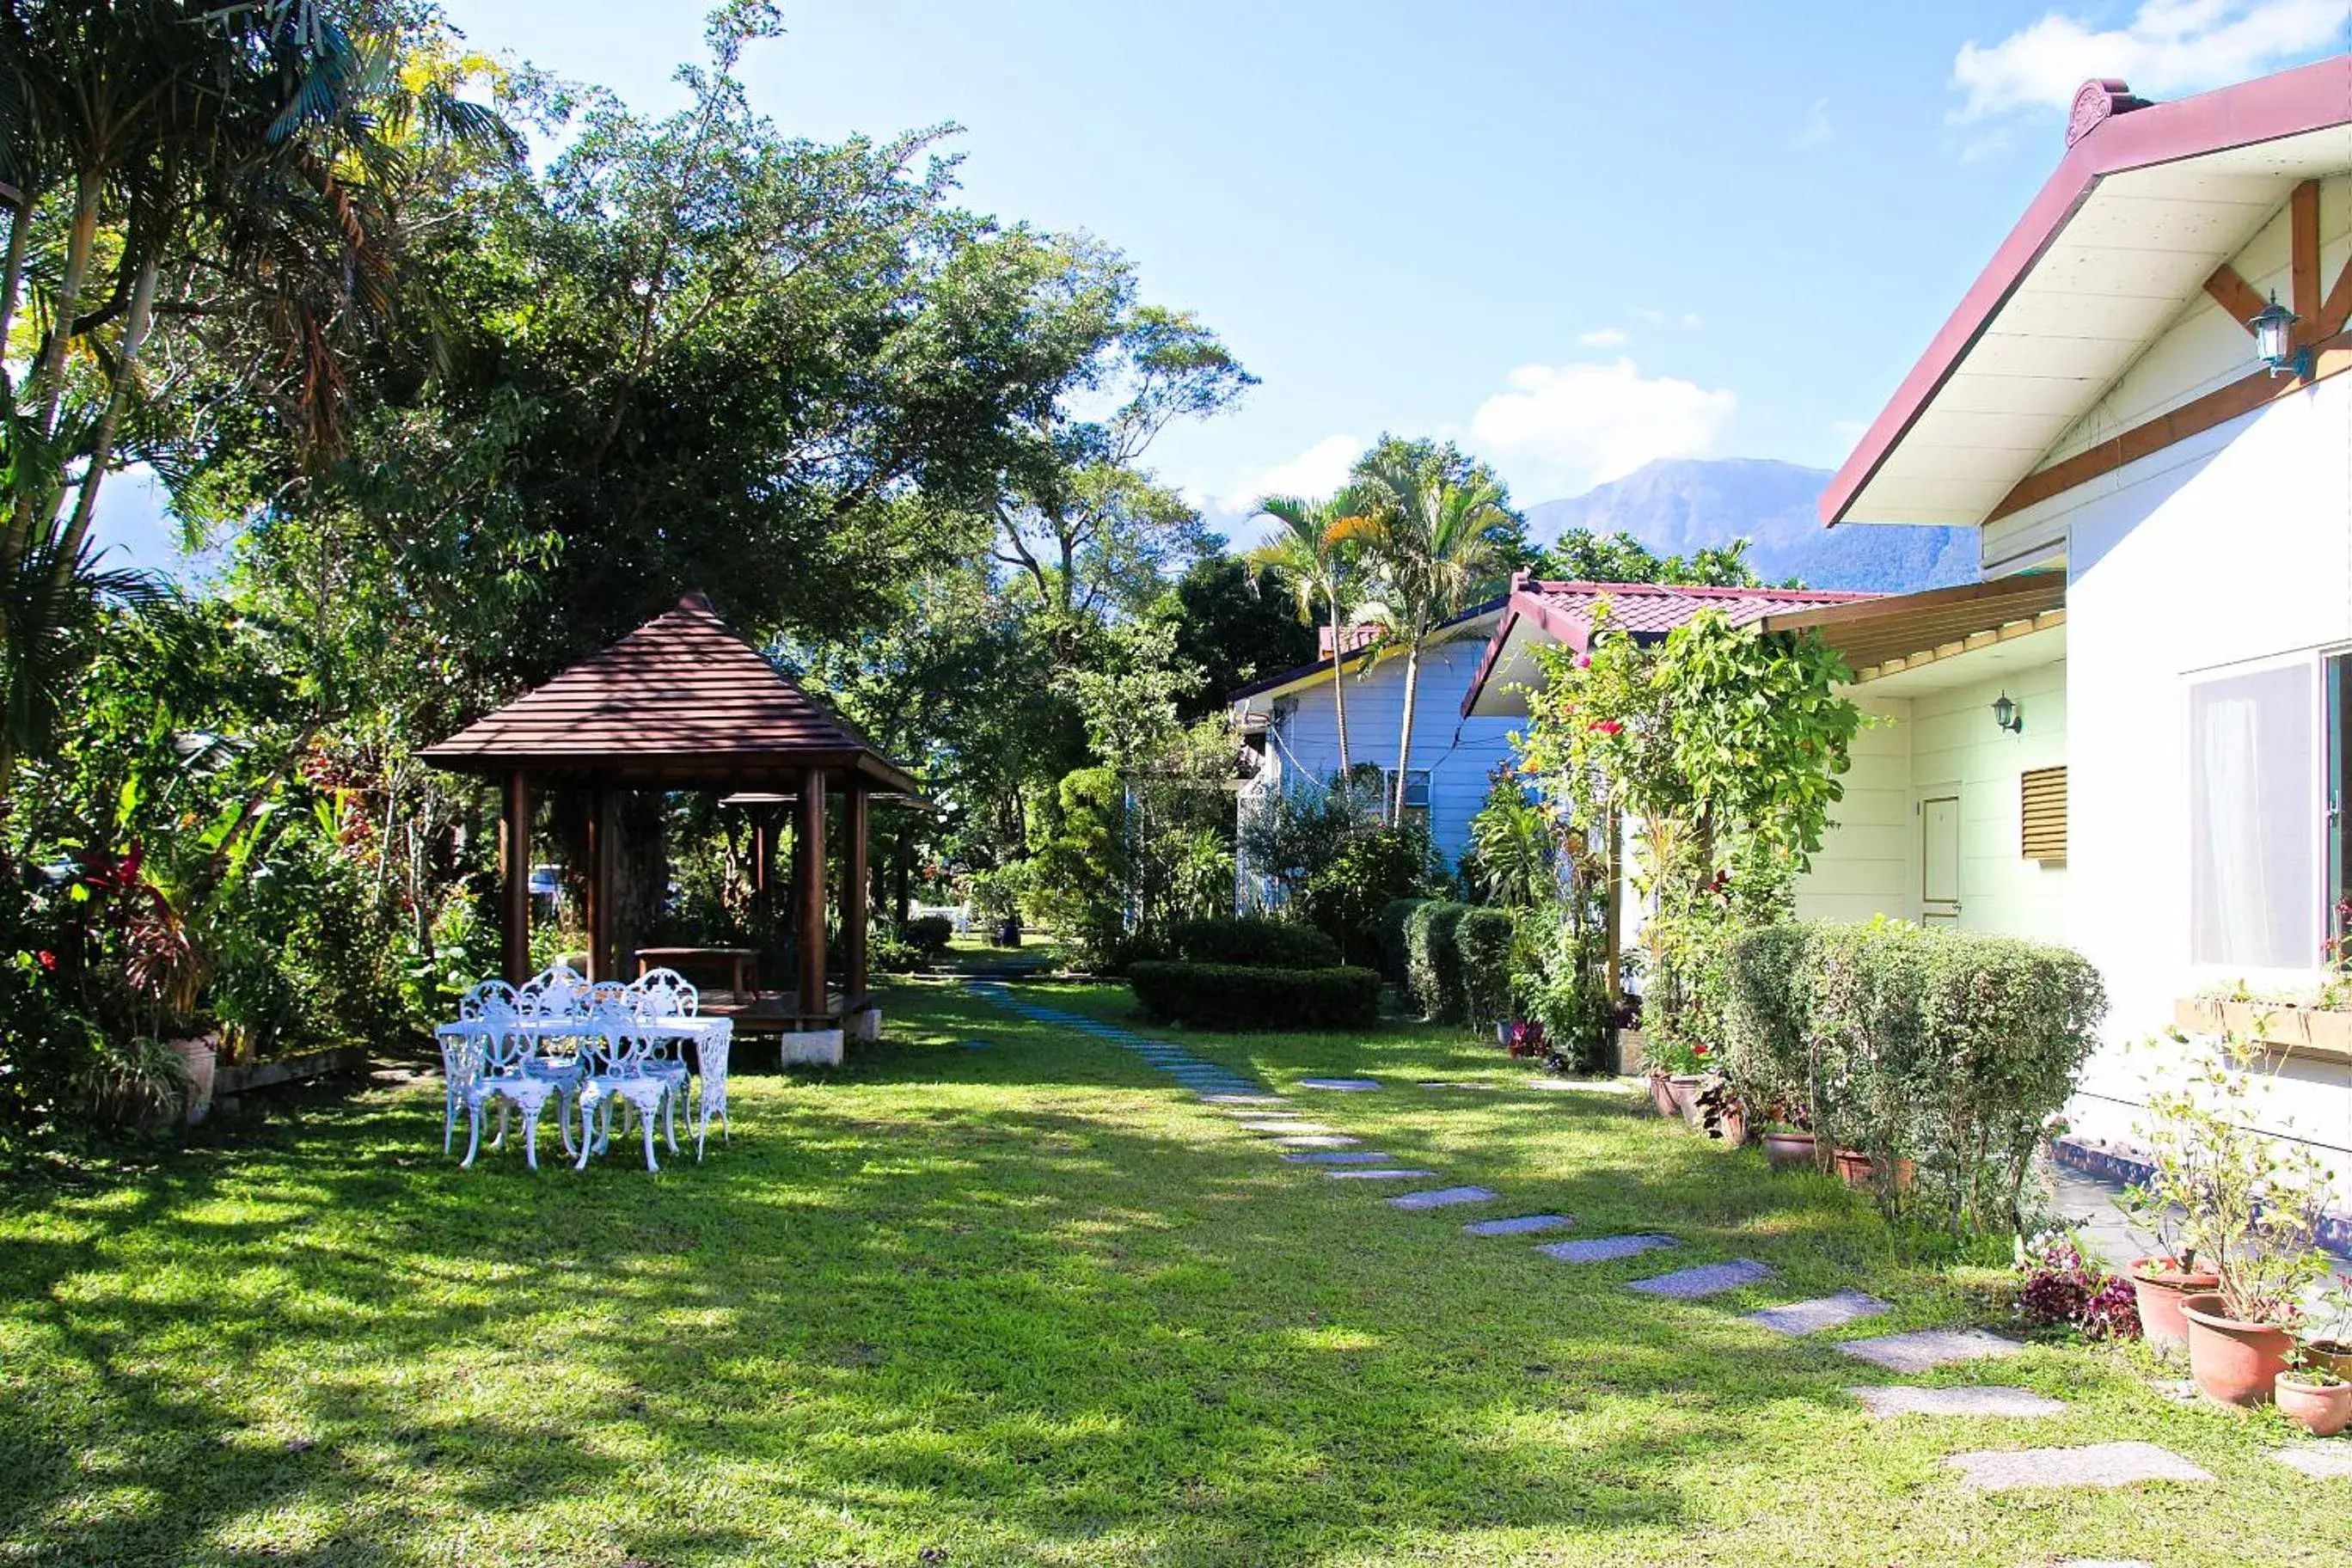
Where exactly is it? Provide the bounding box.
[1720,920,2106,1228]
[1164,915,1341,971]
[1405,901,1471,1024]
[904,916,953,957]
[1454,907,1516,1029]
[1377,897,1423,988]
[1128,960,1382,1032]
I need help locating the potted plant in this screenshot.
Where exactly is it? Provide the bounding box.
[2116,1180,2220,1354]
[2131,1033,2335,1406]
[2300,1271,2352,1381]
[2275,1353,2352,1437]
[1761,1124,1816,1172]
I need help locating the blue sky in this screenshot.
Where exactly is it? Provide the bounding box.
[93,1,2352,567]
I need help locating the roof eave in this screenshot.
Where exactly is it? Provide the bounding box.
[1821,53,2352,530]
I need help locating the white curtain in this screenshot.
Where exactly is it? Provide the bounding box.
[2190,664,2312,968]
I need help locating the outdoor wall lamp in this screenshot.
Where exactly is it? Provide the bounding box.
[1992,692,2024,734]
[2251,291,2310,378]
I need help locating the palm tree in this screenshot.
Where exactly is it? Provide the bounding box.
[1343,447,1514,828]
[1250,493,1363,779]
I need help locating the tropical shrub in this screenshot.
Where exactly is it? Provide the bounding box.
[1164,916,1341,971]
[869,932,925,973]
[1376,897,1424,988]
[1404,902,1470,1024]
[1238,775,1382,907]
[1127,960,1381,1031]
[1454,907,1516,1031]
[1295,827,1437,966]
[2012,1231,2141,1342]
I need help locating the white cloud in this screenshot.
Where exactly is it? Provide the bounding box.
[1238,433,1362,505]
[1792,96,1833,148]
[1469,358,1738,498]
[1681,312,1704,329]
[1574,327,1630,348]
[1951,1,2349,122]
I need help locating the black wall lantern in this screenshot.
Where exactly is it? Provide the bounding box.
[1992,691,2024,734]
[2251,291,2310,379]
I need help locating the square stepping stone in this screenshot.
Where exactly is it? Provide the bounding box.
[1628,1259,1773,1299]
[1236,1119,1336,1133]
[1386,1185,1499,1210]
[1273,1135,1360,1148]
[1326,1168,1438,1179]
[1945,1442,2212,1492]
[958,1039,995,1050]
[1837,1327,2023,1373]
[1746,1290,1890,1336]
[1848,1385,2066,1418]
[1297,1077,1381,1091]
[1204,1094,1287,1106]
[1464,1214,1574,1237]
[1538,1234,1677,1264]
[1280,1150,1394,1164]
[1219,1108,1300,1118]
[2273,1444,2352,1479]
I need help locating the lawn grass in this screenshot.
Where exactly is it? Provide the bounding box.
[0,975,2345,1566]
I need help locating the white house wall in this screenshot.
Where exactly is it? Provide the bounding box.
[1246,632,1521,872]
[1794,695,1913,924]
[1795,659,2068,940]
[1995,373,2352,1180]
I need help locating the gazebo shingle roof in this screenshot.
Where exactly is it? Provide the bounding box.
[420,594,920,793]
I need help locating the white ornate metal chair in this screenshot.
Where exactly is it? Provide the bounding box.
[518,962,588,1020]
[458,1001,569,1172]
[629,968,732,1160]
[573,1001,679,1173]
[438,1020,489,1155]
[689,1020,732,1160]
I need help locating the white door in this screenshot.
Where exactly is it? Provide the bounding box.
[1920,793,1962,926]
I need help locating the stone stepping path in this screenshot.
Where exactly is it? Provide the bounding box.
[1274,1135,1359,1148]
[1540,1233,1677,1263]
[2274,1445,2352,1479]
[1746,1290,1889,1336]
[1387,1185,1499,1210]
[1280,1150,1394,1164]
[1327,1167,1438,1180]
[963,985,1279,1100]
[1234,1119,1335,1134]
[1628,1259,1773,1299]
[1464,1214,1574,1237]
[1203,1094,1286,1106]
[1297,1077,1382,1091]
[1849,1385,2065,1418]
[1837,1327,2023,1372]
[1945,1442,2212,1492]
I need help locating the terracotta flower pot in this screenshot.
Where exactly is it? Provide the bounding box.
[2275,1373,2352,1437]
[1832,1150,1917,1191]
[2127,1258,2220,1353]
[1647,1071,1676,1118]
[1714,1099,1749,1148]
[2300,1337,2352,1381]
[1762,1130,1816,1172]
[2181,1293,2296,1406]
[1668,1073,1706,1126]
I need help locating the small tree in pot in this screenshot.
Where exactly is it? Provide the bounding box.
[2128,1033,2336,1406]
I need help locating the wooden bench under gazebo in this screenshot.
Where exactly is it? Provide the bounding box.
[420,593,926,1062]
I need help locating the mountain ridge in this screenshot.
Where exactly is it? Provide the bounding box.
[1523,456,1976,593]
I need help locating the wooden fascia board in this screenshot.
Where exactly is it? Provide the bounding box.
[2292,178,2324,335]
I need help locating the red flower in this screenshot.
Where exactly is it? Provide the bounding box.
[1693,1043,1709,1057]
[35,951,56,973]
[1589,719,1624,736]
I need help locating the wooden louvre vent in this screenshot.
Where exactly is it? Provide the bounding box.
[2020,766,2067,862]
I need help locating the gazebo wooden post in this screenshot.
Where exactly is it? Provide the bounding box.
[499,770,533,984]
[796,766,828,1014]
[844,780,870,1004]
[586,783,618,981]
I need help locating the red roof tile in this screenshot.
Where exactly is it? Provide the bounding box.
[420,595,919,793]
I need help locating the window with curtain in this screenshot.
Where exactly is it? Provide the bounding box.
[2189,662,2315,968]
[1385,769,1432,835]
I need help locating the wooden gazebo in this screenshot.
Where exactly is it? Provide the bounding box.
[419,593,922,1023]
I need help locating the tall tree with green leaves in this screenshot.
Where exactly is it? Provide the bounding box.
[1341,438,1520,825]
[1250,493,1363,776]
